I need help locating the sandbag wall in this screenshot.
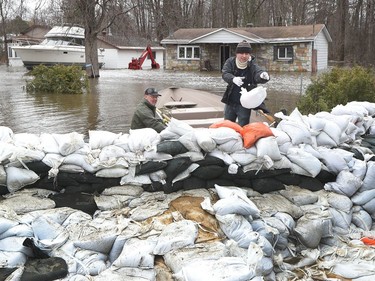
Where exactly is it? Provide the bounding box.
[2,101,375,280]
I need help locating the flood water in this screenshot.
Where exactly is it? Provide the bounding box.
[0,65,313,136]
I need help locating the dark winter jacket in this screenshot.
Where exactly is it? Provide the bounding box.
[221,56,268,105]
[130,99,166,133]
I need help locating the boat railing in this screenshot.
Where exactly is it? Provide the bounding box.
[13,38,43,46]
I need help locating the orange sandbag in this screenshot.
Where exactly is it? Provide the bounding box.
[209,119,243,134]
[361,237,375,246]
[242,122,274,148]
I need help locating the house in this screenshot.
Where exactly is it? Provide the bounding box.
[8,25,165,69]
[96,34,164,69]
[160,24,332,72]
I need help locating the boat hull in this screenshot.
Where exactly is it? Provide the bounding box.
[12,45,104,70]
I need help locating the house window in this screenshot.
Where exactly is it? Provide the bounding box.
[277,46,293,59]
[178,46,200,59]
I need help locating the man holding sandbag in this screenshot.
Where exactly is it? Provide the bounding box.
[221,40,270,126]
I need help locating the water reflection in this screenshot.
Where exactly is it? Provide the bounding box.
[0,66,313,135]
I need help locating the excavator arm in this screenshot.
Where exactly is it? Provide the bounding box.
[128,45,160,70]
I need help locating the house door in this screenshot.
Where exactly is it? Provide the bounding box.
[220,45,230,69]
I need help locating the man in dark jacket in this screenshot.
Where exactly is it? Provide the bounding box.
[222,40,270,126]
[130,88,167,133]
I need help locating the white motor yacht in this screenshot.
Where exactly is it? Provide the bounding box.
[11,25,104,70]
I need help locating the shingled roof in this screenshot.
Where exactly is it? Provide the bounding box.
[161,24,331,44]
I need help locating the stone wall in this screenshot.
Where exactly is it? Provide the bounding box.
[164,42,313,72]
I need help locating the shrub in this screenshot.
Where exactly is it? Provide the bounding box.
[297,66,375,114]
[26,64,88,94]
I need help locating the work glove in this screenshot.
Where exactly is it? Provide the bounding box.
[260,72,270,81]
[232,77,244,87]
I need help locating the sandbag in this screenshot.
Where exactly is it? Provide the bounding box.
[240,86,267,109]
[242,122,274,148]
[209,119,243,134]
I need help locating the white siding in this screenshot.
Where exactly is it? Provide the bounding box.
[193,30,253,44]
[102,49,164,69]
[314,31,329,70]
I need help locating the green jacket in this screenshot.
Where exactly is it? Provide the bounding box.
[130,99,166,133]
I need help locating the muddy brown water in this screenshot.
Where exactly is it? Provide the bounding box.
[0,66,314,136]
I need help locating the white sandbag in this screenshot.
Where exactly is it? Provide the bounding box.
[0,193,55,214]
[330,261,375,279]
[89,130,122,149]
[5,166,40,193]
[194,128,216,152]
[208,149,234,165]
[277,119,312,145]
[329,207,352,229]
[349,101,375,115]
[112,133,131,151]
[279,185,318,206]
[63,153,99,173]
[178,131,201,152]
[167,117,194,136]
[213,195,260,217]
[32,216,69,251]
[321,119,345,145]
[98,145,127,161]
[120,171,151,186]
[40,133,60,154]
[352,208,373,231]
[316,131,338,148]
[0,250,27,268]
[130,200,169,221]
[13,133,42,150]
[128,128,161,152]
[240,85,267,109]
[91,266,156,281]
[362,197,375,216]
[42,153,65,168]
[95,167,128,178]
[0,126,14,142]
[256,136,282,161]
[325,191,353,213]
[53,132,85,156]
[293,215,324,248]
[230,150,257,166]
[360,161,375,191]
[0,217,19,235]
[218,138,243,153]
[153,220,198,255]
[351,158,367,181]
[143,147,173,161]
[216,214,258,248]
[214,185,260,216]
[174,256,256,281]
[0,236,33,256]
[164,241,227,274]
[352,189,375,206]
[6,146,45,166]
[0,224,33,240]
[316,147,352,174]
[73,231,117,255]
[331,103,368,118]
[59,164,85,173]
[306,114,326,134]
[324,170,362,197]
[113,237,156,268]
[209,127,241,145]
[269,127,291,146]
[286,147,321,177]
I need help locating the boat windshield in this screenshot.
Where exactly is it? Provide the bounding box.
[41,37,85,46]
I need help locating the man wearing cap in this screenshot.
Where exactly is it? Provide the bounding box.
[130,88,167,133]
[221,40,270,126]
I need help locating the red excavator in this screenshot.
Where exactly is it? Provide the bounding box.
[128,45,160,70]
